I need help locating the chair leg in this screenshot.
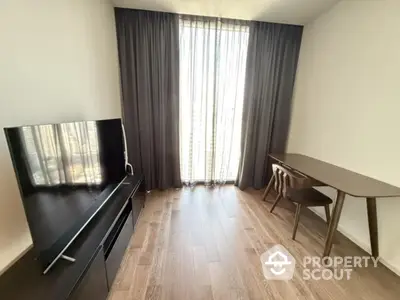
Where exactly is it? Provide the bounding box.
[270,194,282,213]
[324,204,331,225]
[262,175,275,201]
[292,204,302,240]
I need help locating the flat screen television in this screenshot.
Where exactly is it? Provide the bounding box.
[4,118,127,273]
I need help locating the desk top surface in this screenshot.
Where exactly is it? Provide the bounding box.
[270,153,400,198]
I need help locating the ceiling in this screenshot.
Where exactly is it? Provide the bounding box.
[112,0,340,25]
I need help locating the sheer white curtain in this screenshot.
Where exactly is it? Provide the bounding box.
[179,16,249,184]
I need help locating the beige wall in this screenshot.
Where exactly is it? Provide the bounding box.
[0,0,121,273]
[288,0,400,274]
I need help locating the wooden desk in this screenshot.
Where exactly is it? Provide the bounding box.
[263,153,400,258]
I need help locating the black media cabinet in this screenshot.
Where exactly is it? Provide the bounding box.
[0,174,145,300]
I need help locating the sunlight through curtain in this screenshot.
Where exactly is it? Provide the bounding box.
[179,16,249,185]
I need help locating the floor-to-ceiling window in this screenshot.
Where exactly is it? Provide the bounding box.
[179,16,249,184]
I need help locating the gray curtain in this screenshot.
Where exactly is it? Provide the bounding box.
[236,22,303,190]
[115,8,182,190]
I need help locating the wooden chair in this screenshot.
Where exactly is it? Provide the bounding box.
[270,164,332,240]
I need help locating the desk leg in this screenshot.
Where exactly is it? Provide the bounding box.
[323,191,345,257]
[366,197,379,258]
[262,176,275,201]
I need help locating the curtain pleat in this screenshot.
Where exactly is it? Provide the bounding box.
[236,22,303,190]
[115,8,182,190]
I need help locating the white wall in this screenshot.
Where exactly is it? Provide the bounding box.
[288,0,400,274]
[0,0,121,273]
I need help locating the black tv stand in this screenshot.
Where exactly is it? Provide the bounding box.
[0,174,145,300]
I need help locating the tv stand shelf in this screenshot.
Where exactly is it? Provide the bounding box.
[0,174,145,300]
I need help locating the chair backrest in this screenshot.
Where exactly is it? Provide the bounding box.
[272,164,314,197]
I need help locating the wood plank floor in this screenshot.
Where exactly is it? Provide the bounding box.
[108,186,400,300]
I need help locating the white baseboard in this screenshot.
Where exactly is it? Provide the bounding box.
[308,207,400,277]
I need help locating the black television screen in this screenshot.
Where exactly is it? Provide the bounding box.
[4,118,126,270]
